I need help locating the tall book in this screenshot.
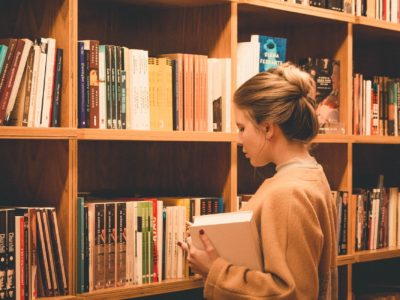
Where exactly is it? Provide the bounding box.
[189,210,262,271]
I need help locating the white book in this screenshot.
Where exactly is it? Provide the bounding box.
[388,187,398,247]
[40,38,56,127]
[34,39,48,127]
[27,44,41,127]
[139,50,150,130]
[165,206,173,279]
[98,45,106,129]
[221,58,231,132]
[397,192,400,247]
[123,47,132,130]
[6,38,33,122]
[189,210,262,271]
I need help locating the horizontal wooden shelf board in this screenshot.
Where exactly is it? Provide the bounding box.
[92,0,234,7]
[351,135,400,144]
[76,278,203,300]
[356,16,400,32]
[0,127,76,139]
[38,296,77,300]
[337,254,355,266]
[77,129,236,142]
[313,134,351,143]
[239,0,355,23]
[355,247,400,263]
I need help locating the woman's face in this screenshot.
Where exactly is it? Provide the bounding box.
[235,106,271,167]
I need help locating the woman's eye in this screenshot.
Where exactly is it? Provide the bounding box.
[238,127,244,132]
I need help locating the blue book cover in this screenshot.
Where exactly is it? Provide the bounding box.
[0,45,8,76]
[252,35,287,72]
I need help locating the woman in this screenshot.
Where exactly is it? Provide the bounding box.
[179,62,338,299]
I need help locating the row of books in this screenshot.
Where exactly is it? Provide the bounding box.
[353,74,400,136]
[333,191,349,255]
[78,40,231,132]
[76,196,224,293]
[0,207,67,300]
[287,0,399,22]
[354,186,400,251]
[0,38,63,128]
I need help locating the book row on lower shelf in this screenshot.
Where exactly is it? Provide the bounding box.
[0,207,67,300]
[354,186,400,251]
[78,40,231,132]
[76,195,224,294]
[0,38,63,128]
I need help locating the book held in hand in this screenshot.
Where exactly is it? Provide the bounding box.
[189,210,262,271]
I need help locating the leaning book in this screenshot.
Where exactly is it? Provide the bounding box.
[189,210,262,271]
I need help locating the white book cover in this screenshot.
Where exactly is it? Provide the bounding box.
[388,187,398,247]
[139,50,150,130]
[34,39,48,127]
[397,192,400,247]
[27,44,41,127]
[207,59,215,132]
[134,202,142,285]
[40,37,56,127]
[221,58,231,132]
[122,47,131,130]
[189,210,262,271]
[98,45,106,129]
[165,206,173,279]
[6,38,33,122]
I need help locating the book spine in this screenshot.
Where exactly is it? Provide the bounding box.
[0,39,17,104]
[93,204,105,290]
[6,209,15,300]
[77,197,85,293]
[115,203,126,287]
[0,210,7,299]
[89,40,99,128]
[105,203,115,288]
[49,209,68,295]
[50,48,63,127]
[0,39,25,124]
[78,42,87,128]
[83,206,89,292]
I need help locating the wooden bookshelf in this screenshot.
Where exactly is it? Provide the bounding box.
[1,0,400,299]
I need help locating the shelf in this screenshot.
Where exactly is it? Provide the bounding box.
[352,135,400,144]
[313,134,351,143]
[0,127,76,139]
[38,296,77,300]
[76,278,203,300]
[238,0,355,24]
[337,254,356,266]
[87,0,233,7]
[356,16,400,32]
[77,129,235,142]
[355,247,400,263]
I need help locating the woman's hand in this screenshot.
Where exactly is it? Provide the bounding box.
[178,229,220,278]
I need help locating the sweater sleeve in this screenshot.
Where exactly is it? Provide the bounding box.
[203,187,324,300]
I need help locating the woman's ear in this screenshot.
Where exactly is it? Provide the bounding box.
[262,121,274,140]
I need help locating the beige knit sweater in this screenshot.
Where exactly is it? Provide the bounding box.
[204,161,338,300]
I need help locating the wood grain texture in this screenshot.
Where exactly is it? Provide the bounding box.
[79,1,233,57]
[353,144,400,188]
[78,140,230,198]
[0,139,71,289]
[0,0,75,127]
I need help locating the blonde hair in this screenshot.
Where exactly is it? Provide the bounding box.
[234,62,319,143]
